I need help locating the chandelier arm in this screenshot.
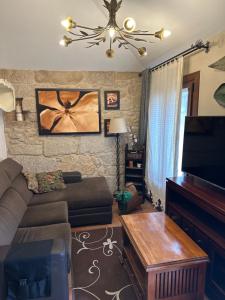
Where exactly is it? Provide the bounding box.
[76,24,105,32]
[122,32,155,36]
[115,39,128,50]
[70,29,106,42]
[68,31,86,37]
[86,38,106,48]
[118,31,139,50]
[69,30,105,38]
[71,33,104,42]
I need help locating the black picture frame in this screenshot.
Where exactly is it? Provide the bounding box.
[104,90,120,110]
[35,88,101,135]
[104,119,117,137]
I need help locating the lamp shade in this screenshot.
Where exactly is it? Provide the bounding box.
[0,79,15,112]
[109,118,127,134]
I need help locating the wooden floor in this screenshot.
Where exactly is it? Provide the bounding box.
[69,200,154,300]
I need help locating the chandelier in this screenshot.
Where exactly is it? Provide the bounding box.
[60,0,171,58]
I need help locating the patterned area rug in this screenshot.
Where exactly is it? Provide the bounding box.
[71,227,137,300]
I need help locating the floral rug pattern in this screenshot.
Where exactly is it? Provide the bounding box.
[71,227,137,300]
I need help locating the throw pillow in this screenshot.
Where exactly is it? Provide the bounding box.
[23,172,39,193]
[36,170,66,193]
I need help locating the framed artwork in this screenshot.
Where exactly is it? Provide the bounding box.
[104,90,120,110]
[35,88,101,135]
[104,119,116,137]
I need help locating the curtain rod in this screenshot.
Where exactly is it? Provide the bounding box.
[139,40,210,76]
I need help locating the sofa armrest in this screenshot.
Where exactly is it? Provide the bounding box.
[0,245,10,300]
[1,239,69,300]
[63,171,82,183]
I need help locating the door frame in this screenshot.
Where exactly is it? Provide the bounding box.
[183,71,200,116]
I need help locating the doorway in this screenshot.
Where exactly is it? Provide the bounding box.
[177,71,200,175]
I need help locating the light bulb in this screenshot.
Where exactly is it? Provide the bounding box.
[109,27,116,38]
[61,19,70,29]
[155,28,171,40]
[59,39,66,47]
[123,17,136,32]
[61,17,76,30]
[59,36,72,47]
[162,29,171,38]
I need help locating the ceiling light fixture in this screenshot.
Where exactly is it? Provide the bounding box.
[60,0,171,58]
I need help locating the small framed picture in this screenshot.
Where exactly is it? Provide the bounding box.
[104,119,117,137]
[104,91,120,110]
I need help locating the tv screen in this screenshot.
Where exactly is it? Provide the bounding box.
[182,116,225,189]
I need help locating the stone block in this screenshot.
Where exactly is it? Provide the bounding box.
[115,72,139,80]
[4,70,35,84]
[34,71,84,84]
[0,69,6,79]
[9,143,42,156]
[22,97,36,112]
[86,72,115,85]
[79,135,114,154]
[10,155,59,173]
[43,138,80,156]
[13,84,35,99]
[57,154,100,175]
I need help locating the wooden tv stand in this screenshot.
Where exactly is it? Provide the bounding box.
[166,176,225,300]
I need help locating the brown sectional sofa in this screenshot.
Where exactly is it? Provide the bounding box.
[31,176,113,227]
[0,158,113,299]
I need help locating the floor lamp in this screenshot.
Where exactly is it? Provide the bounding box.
[109,118,127,192]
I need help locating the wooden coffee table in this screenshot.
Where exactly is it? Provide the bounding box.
[120,212,208,300]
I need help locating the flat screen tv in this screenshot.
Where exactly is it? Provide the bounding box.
[182,116,225,189]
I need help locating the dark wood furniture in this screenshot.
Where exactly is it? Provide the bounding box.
[121,212,208,300]
[166,176,225,300]
[125,144,145,200]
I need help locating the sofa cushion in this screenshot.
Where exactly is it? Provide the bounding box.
[30,177,113,210]
[36,170,66,193]
[19,201,68,228]
[67,177,113,209]
[0,158,22,182]
[0,189,27,225]
[11,174,33,204]
[23,172,39,193]
[0,169,11,198]
[0,206,20,246]
[62,171,82,183]
[13,223,71,260]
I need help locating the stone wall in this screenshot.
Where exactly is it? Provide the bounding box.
[0,69,141,191]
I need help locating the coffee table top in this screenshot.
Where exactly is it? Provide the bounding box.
[121,212,208,270]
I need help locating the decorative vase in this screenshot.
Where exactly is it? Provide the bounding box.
[15,98,24,121]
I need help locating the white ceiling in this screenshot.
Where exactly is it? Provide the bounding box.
[1,0,225,72]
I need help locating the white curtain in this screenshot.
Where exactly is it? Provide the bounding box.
[0,110,7,160]
[146,57,184,208]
